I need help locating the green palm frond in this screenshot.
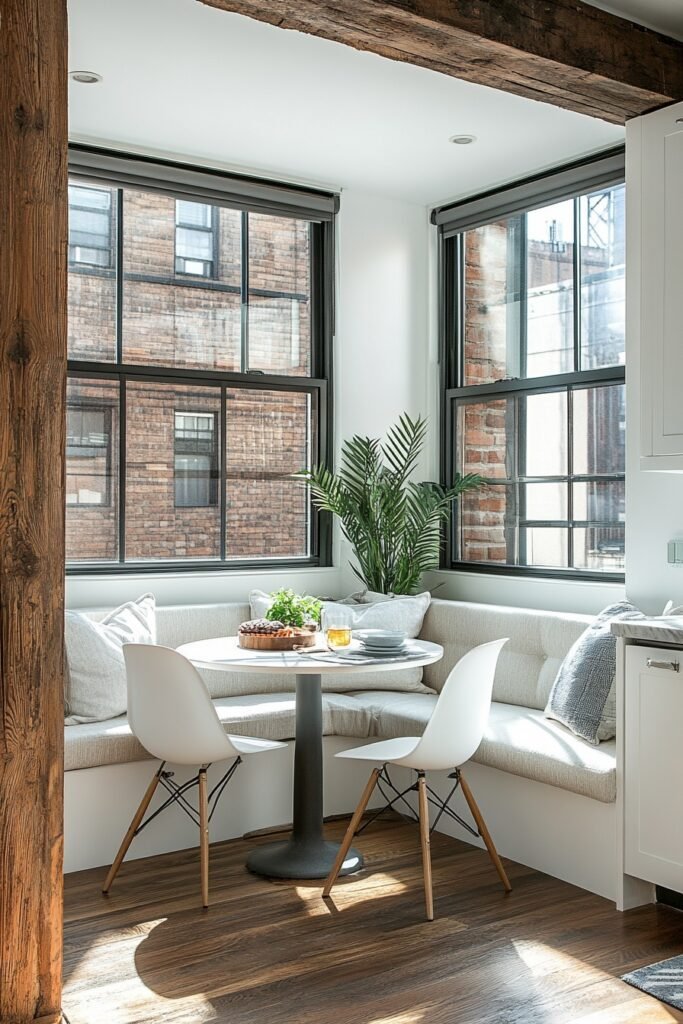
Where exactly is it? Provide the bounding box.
[297,414,483,594]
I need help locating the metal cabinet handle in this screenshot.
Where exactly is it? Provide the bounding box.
[646,658,680,672]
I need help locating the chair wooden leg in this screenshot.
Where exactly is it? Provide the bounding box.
[199,768,210,909]
[417,774,434,921]
[323,766,380,897]
[459,771,512,893]
[102,764,163,894]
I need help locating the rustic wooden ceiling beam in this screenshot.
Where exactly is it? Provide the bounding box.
[197,0,683,124]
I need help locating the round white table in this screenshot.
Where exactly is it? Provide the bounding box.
[177,635,443,880]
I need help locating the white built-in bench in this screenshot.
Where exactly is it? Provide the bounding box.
[65,599,621,902]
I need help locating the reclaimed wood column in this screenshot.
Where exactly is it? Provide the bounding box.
[0,2,68,1022]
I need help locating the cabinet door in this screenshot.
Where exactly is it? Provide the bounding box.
[633,102,683,462]
[624,645,683,889]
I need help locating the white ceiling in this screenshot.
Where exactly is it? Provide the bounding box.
[68,0,634,207]
[582,0,683,39]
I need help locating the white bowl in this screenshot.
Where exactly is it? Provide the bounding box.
[357,629,407,647]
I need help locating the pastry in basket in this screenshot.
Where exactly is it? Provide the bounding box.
[239,618,294,638]
[237,618,316,650]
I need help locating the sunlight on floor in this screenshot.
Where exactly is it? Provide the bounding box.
[512,938,611,981]
[366,1013,427,1024]
[511,940,680,1023]
[294,872,410,914]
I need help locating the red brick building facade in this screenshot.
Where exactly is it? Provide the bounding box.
[66,184,314,564]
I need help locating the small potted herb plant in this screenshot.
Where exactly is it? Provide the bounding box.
[266,589,322,632]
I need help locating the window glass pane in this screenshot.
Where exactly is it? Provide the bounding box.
[122,190,241,369]
[573,480,625,523]
[522,391,567,477]
[455,397,515,480]
[174,410,218,508]
[66,377,119,562]
[176,200,212,228]
[523,482,567,521]
[463,217,522,386]
[176,226,213,262]
[226,388,316,559]
[572,383,625,475]
[526,200,575,377]
[580,185,625,370]
[455,398,516,565]
[573,526,624,572]
[247,213,312,376]
[68,182,117,361]
[520,526,568,568]
[457,484,516,565]
[125,383,221,560]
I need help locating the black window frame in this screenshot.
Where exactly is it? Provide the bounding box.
[174,199,219,279]
[173,409,220,508]
[436,147,626,583]
[66,144,337,575]
[68,183,115,271]
[65,402,114,509]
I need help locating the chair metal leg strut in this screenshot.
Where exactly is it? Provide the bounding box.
[102,757,242,903]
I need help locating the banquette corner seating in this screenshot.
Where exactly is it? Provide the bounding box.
[65,599,620,901]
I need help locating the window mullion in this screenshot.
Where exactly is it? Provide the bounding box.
[240,211,249,373]
[573,197,582,373]
[220,384,227,563]
[118,375,126,564]
[567,385,574,570]
[115,188,124,365]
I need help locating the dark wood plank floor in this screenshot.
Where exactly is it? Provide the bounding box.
[63,819,683,1024]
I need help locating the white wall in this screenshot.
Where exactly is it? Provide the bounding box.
[333,189,433,594]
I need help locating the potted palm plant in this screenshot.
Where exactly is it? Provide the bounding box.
[297,414,482,595]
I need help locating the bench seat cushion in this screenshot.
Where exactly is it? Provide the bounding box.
[64,692,372,771]
[359,691,616,803]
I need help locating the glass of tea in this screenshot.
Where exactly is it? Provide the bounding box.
[322,607,353,651]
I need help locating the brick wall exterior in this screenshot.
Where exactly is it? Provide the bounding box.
[66,185,314,563]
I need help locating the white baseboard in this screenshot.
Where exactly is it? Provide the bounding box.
[64,736,382,874]
[389,761,620,903]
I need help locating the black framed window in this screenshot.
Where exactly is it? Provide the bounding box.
[437,150,625,580]
[68,184,113,268]
[65,146,336,572]
[174,411,219,508]
[175,200,217,278]
[66,404,113,507]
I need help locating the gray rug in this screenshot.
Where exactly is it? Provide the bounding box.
[623,954,683,1010]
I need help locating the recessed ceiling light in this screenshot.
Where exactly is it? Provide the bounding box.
[69,71,103,85]
[449,134,477,145]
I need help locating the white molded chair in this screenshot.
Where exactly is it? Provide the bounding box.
[102,643,286,907]
[323,638,510,920]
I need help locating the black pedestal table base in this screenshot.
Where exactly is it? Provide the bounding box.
[246,672,364,880]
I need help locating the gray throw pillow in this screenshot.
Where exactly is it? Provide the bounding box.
[544,601,645,745]
[65,594,156,724]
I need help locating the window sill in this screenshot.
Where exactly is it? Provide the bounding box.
[425,567,626,616]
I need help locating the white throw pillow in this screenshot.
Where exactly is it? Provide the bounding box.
[65,594,156,725]
[249,589,431,638]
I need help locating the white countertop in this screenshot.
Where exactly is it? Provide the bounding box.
[611,618,683,645]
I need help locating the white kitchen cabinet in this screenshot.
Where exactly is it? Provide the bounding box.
[624,644,683,890]
[627,100,683,471]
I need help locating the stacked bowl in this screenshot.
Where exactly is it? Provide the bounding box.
[356,629,408,657]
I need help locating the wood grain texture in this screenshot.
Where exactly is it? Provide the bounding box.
[197,0,683,124]
[63,818,683,1024]
[0,1,68,1021]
